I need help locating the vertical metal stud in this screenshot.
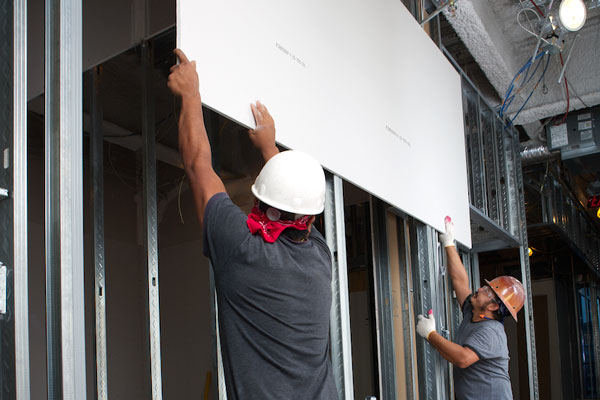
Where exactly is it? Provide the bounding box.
[90,67,108,400]
[400,220,418,400]
[14,0,30,397]
[482,107,500,224]
[45,0,63,391]
[323,174,354,400]
[495,117,510,231]
[370,198,397,399]
[45,0,86,397]
[512,132,540,400]
[589,286,600,394]
[141,41,163,400]
[1,0,17,397]
[411,221,438,400]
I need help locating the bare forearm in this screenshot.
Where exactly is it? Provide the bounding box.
[178,94,212,173]
[447,247,468,285]
[428,332,477,368]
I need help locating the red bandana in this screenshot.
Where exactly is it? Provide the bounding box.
[246,204,311,243]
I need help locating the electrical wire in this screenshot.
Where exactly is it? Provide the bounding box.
[177,173,186,224]
[107,143,137,191]
[500,50,546,118]
[501,51,545,116]
[564,78,590,108]
[529,0,545,17]
[517,8,553,45]
[508,52,551,127]
[557,52,570,125]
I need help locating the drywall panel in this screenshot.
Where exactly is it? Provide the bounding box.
[178,0,471,247]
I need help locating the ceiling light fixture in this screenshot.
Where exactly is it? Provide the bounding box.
[559,0,587,31]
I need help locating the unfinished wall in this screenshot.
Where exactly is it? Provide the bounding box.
[532,279,562,400]
[27,123,151,399]
[158,186,213,399]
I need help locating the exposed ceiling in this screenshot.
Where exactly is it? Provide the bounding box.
[442,0,600,137]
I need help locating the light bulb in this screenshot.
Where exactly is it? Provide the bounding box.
[559,0,587,31]
[597,208,600,219]
[528,247,533,257]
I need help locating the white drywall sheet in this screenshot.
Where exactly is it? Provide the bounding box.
[178,0,472,247]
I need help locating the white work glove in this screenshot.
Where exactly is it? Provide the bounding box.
[416,309,436,340]
[439,216,455,248]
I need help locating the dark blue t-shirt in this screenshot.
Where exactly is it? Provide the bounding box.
[203,193,338,400]
[453,295,512,400]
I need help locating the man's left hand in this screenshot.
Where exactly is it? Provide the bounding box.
[249,101,278,161]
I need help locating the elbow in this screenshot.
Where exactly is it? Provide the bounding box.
[183,151,212,176]
[454,355,477,369]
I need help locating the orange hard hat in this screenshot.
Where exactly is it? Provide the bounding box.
[484,276,526,322]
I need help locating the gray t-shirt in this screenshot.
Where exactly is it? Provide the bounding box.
[203,193,338,400]
[453,295,513,400]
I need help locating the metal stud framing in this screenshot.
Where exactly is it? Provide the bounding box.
[141,41,163,400]
[494,117,510,232]
[1,0,17,397]
[370,198,397,399]
[411,221,440,400]
[45,0,87,397]
[538,173,600,270]
[14,0,30,397]
[90,67,108,400]
[447,37,540,398]
[511,133,540,400]
[589,285,600,396]
[481,108,500,224]
[323,174,354,400]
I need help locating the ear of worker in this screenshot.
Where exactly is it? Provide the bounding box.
[416,309,436,340]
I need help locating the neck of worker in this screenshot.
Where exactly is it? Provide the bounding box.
[472,308,496,322]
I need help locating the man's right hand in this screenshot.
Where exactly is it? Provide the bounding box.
[168,49,200,99]
[416,309,436,340]
[249,101,279,161]
[439,216,455,248]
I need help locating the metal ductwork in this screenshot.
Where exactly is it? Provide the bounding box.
[520,140,560,165]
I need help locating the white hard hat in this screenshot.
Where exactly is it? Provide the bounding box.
[251,150,326,215]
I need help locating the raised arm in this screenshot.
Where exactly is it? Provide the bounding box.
[440,217,472,308]
[248,101,279,162]
[168,49,225,227]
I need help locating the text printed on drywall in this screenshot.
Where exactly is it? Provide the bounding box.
[386,125,411,147]
[276,42,306,68]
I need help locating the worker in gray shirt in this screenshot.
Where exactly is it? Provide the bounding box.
[416,217,526,400]
[168,49,337,399]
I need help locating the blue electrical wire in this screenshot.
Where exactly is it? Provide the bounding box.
[506,52,551,128]
[501,54,545,116]
[500,50,546,117]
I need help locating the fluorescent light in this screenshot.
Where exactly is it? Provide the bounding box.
[559,0,587,31]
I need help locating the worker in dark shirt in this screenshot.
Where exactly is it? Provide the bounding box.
[168,49,337,400]
[416,217,526,400]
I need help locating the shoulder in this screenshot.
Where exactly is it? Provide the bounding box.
[461,294,473,314]
[202,193,250,261]
[309,227,331,262]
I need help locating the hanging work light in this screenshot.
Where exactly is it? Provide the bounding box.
[558,0,587,31]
